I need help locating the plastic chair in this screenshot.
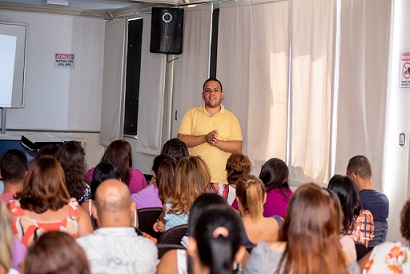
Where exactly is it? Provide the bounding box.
[157,243,185,259]
[137,207,163,239]
[367,221,388,251]
[157,224,188,245]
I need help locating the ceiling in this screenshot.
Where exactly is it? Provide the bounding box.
[0,0,205,18]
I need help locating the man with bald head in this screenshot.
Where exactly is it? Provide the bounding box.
[77,179,157,274]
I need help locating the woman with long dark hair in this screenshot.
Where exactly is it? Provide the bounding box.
[244,183,360,274]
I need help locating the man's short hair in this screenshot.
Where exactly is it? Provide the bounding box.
[0,149,28,182]
[202,78,223,93]
[346,155,372,180]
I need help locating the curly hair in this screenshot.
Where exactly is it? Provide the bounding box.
[226,152,251,185]
[56,141,87,202]
[400,199,410,241]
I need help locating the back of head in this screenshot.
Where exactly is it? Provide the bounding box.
[91,161,120,200]
[35,144,61,160]
[0,149,28,183]
[259,158,289,192]
[101,140,132,184]
[192,205,243,274]
[226,152,251,185]
[171,156,211,214]
[236,175,265,221]
[161,138,189,163]
[346,155,372,180]
[94,179,132,226]
[55,141,86,200]
[0,200,13,273]
[24,231,90,274]
[327,175,362,232]
[153,154,176,203]
[16,156,70,214]
[188,193,228,235]
[280,182,347,274]
[400,199,410,242]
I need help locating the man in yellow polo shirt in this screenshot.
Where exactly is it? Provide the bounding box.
[177,78,243,199]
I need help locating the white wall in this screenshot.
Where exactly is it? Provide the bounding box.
[383,0,410,242]
[1,11,105,131]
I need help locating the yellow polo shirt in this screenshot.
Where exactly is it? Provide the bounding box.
[178,104,243,184]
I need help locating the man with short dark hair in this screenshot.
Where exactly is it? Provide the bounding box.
[0,149,28,204]
[178,78,243,199]
[347,155,389,249]
[77,179,157,274]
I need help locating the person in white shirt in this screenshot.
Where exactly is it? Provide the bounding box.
[77,179,157,274]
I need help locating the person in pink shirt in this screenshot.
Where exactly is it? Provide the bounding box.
[86,140,146,194]
[258,158,293,218]
[0,149,28,205]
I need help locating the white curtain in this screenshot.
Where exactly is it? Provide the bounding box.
[135,13,167,155]
[289,0,335,184]
[100,18,126,146]
[172,4,213,138]
[334,0,391,189]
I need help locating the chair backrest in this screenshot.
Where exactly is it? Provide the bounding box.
[367,221,388,250]
[355,241,369,261]
[158,224,188,245]
[157,243,185,259]
[137,207,163,239]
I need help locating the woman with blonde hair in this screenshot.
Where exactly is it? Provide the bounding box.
[9,156,93,247]
[236,175,281,245]
[244,183,360,274]
[154,155,211,232]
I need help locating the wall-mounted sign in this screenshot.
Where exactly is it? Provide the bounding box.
[400,52,410,88]
[55,53,74,68]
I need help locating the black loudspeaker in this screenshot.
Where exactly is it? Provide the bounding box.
[150,7,184,54]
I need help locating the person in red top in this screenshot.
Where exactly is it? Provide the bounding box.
[9,156,92,247]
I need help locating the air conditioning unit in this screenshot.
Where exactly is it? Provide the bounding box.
[41,0,69,6]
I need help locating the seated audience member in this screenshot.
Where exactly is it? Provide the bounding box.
[347,155,389,249]
[0,200,25,274]
[233,158,292,218]
[157,193,228,274]
[188,205,246,274]
[132,154,176,209]
[34,144,61,160]
[161,138,189,163]
[328,175,374,248]
[23,231,90,274]
[324,188,357,261]
[77,179,157,274]
[0,149,28,205]
[86,139,147,194]
[362,198,410,273]
[236,175,281,245]
[56,141,91,205]
[226,152,252,205]
[81,161,120,229]
[244,183,360,274]
[154,156,211,232]
[9,156,93,247]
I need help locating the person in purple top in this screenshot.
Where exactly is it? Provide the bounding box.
[258,158,293,218]
[132,154,176,209]
[86,140,147,194]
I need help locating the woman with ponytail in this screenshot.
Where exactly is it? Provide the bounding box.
[188,205,245,274]
[236,175,281,245]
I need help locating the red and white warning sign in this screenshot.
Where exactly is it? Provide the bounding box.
[55,53,74,68]
[400,52,410,87]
